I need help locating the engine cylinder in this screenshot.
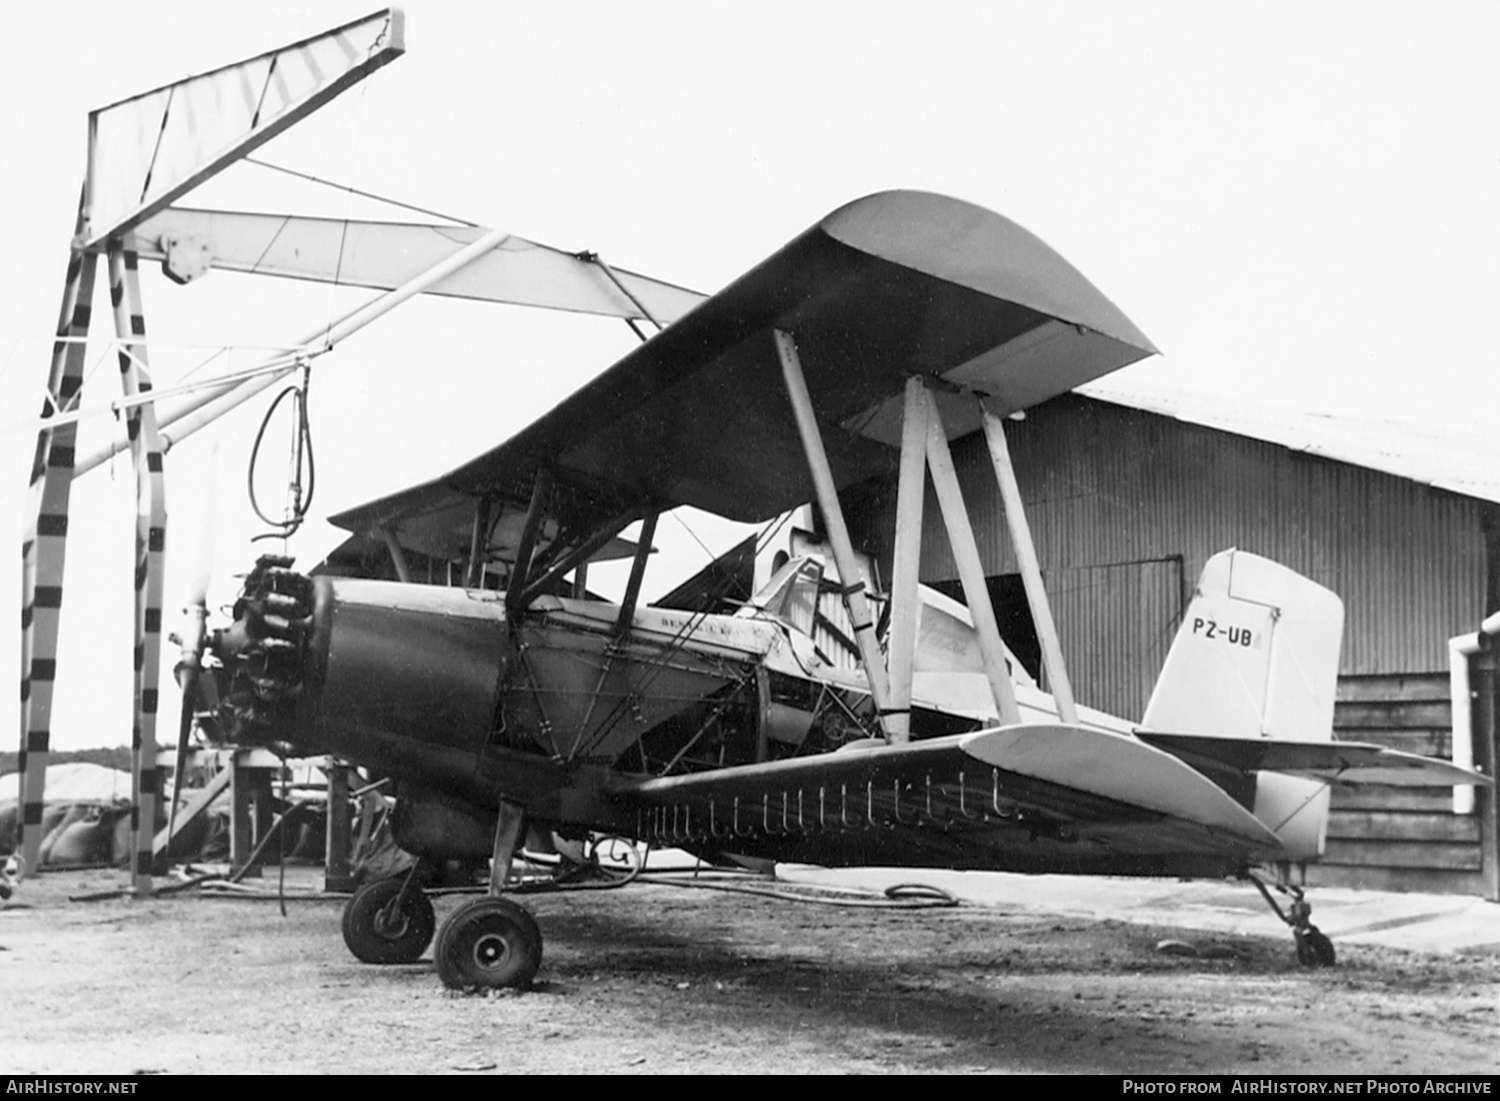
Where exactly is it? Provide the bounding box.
[212,561,512,770]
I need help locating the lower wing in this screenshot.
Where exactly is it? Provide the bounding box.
[614,723,1285,874]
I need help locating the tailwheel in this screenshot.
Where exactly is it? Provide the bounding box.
[1295,925,1336,968]
[342,873,436,965]
[434,896,543,991]
[1244,871,1337,968]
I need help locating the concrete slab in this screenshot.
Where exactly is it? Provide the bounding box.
[776,865,1500,957]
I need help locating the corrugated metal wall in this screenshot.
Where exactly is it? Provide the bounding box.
[851,394,1490,720]
[1045,558,1183,722]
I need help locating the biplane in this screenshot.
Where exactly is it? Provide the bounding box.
[190,189,1486,991]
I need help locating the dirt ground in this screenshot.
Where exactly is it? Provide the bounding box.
[1,868,1496,1075]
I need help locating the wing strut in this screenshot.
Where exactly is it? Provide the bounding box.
[884,378,931,742]
[919,387,1024,726]
[980,401,1078,724]
[379,525,412,583]
[505,471,552,612]
[881,385,1078,730]
[773,330,893,735]
[615,511,659,636]
[466,496,494,589]
[518,508,641,609]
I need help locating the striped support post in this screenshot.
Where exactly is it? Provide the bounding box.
[108,243,168,896]
[18,232,98,878]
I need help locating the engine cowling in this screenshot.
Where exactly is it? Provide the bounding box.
[211,557,512,772]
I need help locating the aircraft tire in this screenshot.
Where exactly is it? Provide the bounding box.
[1295,927,1336,968]
[341,877,436,965]
[434,897,543,991]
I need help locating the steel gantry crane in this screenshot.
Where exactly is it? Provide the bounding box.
[15,8,702,893]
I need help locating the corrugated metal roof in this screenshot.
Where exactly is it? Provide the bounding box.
[1078,382,1500,505]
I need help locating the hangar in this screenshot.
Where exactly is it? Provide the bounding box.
[841,384,1500,899]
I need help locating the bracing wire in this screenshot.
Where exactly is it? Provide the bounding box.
[318,74,373,350]
[666,509,722,566]
[569,508,806,762]
[243,157,477,227]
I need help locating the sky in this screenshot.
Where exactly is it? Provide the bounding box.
[2,1,1498,752]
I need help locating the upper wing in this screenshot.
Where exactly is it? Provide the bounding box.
[329,190,1158,552]
[614,723,1283,873]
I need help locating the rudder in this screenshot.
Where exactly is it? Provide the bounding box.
[1142,550,1344,860]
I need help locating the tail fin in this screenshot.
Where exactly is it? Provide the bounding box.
[1142,550,1344,860]
[1144,549,1343,742]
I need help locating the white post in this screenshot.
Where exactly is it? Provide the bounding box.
[1450,635,1479,815]
[979,401,1079,725]
[772,329,893,734]
[920,390,1022,727]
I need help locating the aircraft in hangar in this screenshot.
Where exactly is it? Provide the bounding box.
[184,189,1486,990]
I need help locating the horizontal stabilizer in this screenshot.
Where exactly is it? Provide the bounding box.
[957,724,1281,849]
[1137,731,1493,788]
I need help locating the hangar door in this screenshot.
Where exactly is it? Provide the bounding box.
[1044,558,1185,723]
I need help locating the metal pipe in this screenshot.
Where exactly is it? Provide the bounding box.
[75,227,514,474]
[587,253,663,331]
[15,354,303,436]
[1450,634,1480,815]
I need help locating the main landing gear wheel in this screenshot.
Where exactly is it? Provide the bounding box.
[434,897,543,991]
[342,876,437,965]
